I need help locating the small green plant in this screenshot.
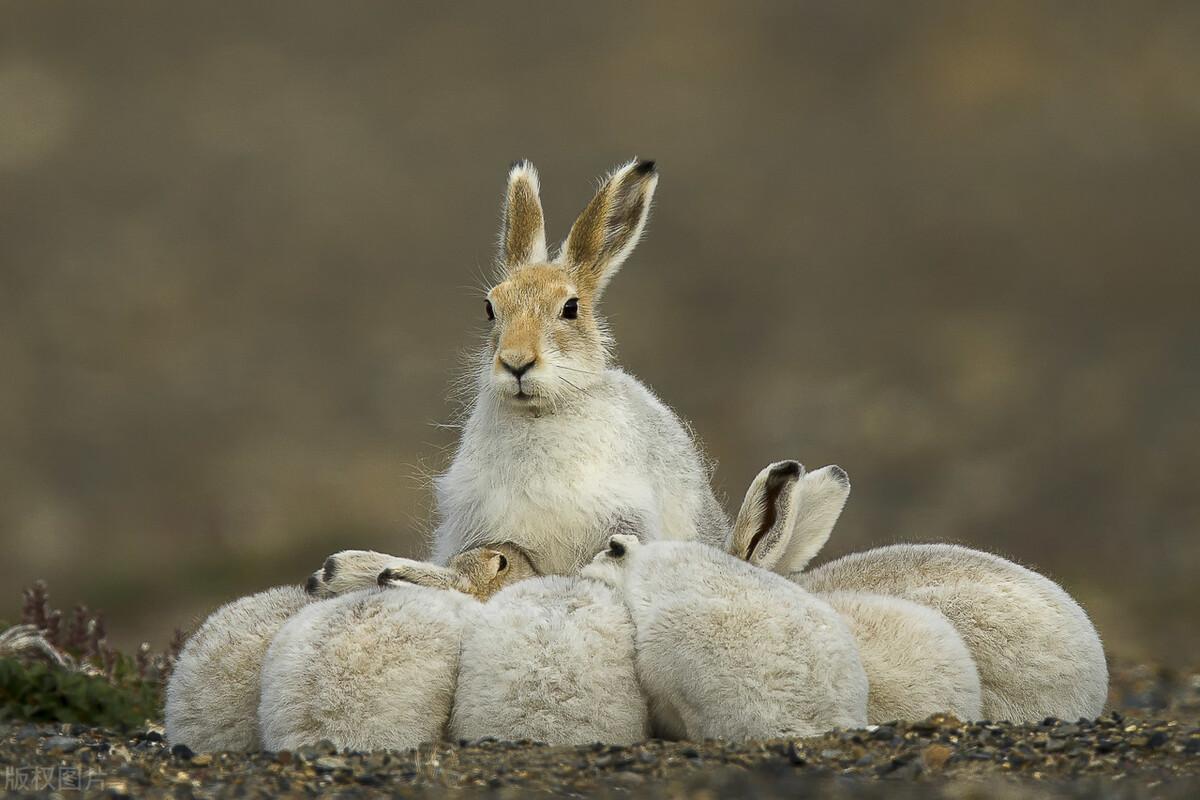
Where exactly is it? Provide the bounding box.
[0,657,160,730]
[0,581,186,730]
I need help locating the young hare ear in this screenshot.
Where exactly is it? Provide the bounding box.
[499,160,548,270]
[776,466,851,575]
[558,159,658,300]
[727,461,805,570]
[482,548,509,578]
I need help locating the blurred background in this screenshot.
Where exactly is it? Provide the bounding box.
[1,1,1197,661]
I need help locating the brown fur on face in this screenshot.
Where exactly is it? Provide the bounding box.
[482,159,658,407]
[448,543,539,601]
[486,264,609,381]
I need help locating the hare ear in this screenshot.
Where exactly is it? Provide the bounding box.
[482,549,509,577]
[499,160,548,270]
[557,159,657,300]
[727,461,805,569]
[777,465,851,574]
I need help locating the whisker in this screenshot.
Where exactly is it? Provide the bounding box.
[556,365,600,375]
[558,375,583,392]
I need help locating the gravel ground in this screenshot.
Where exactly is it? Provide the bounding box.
[2,663,1198,798]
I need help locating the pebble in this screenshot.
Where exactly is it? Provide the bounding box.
[0,664,1196,797]
[43,735,81,752]
[313,756,347,772]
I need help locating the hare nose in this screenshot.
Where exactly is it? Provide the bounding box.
[500,354,536,378]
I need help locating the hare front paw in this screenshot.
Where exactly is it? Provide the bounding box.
[304,550,402,598]
[377,559,471,594]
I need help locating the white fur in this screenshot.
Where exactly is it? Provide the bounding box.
[434,372,726,573]
[779,465,851,574]
[821,591,981,723]
[584,535,869,741]
[165,586,310,751]
[726,461,981,725]
[432,160,726,573]
[797,544,1108,722]
[451,575,648,745]
[315,161,726,593]
[258,586,474,752]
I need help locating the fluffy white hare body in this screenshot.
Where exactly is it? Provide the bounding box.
[723,462,982,726]
[584,462,871,740]
[165,586,310,751]
[584,534,868,740]
[796,544,1108,723]
[821,591,981,723]
[767,467,1102,723]
[451,574,648,745]
[258,585,474,752]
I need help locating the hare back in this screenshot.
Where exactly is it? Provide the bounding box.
[799,543,1107,721]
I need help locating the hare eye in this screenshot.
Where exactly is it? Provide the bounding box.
[561,298,579,320]
[485,300,495,320]
[497,554,508,572]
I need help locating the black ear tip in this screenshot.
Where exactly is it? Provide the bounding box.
[829,465,850,487]
[608,538,627,558]
[633,159,656,176]
[774,461,803,480]
[509,158,534,172]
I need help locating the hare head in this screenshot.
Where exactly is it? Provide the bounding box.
[448,543,539,601]
[479,159,659,410]
[727,461,852,574]
[581,533,642,590]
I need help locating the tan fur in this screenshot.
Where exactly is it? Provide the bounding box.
[560,160,658,299]
[308,542,540,601]
[501,161,547,268]
[482,158,659,414]
[487,264,606,391]
[447,543,539,600]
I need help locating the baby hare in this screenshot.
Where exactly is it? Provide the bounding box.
[797,544,1108,722]
[581,546,866,740]
[728,463,983,724]
[774,466,1107,722]
[583,462,870,741]
[313,159,727,596]
[258,585,475,752]
[165,586,311,751]
[307,543,538,601]
[450,574,649,746]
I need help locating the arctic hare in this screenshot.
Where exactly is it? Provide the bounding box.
[819,591,982,723]
[727,463,982,724]
[165,586,310,751]
[771,466,1106,722]
[583,461,869,741]
[339,545,647,745]
[258,585,474,752]
[796,544,1108,722]
[450,573,649,745]
[307,543,537,601]
[313,159,727,595]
